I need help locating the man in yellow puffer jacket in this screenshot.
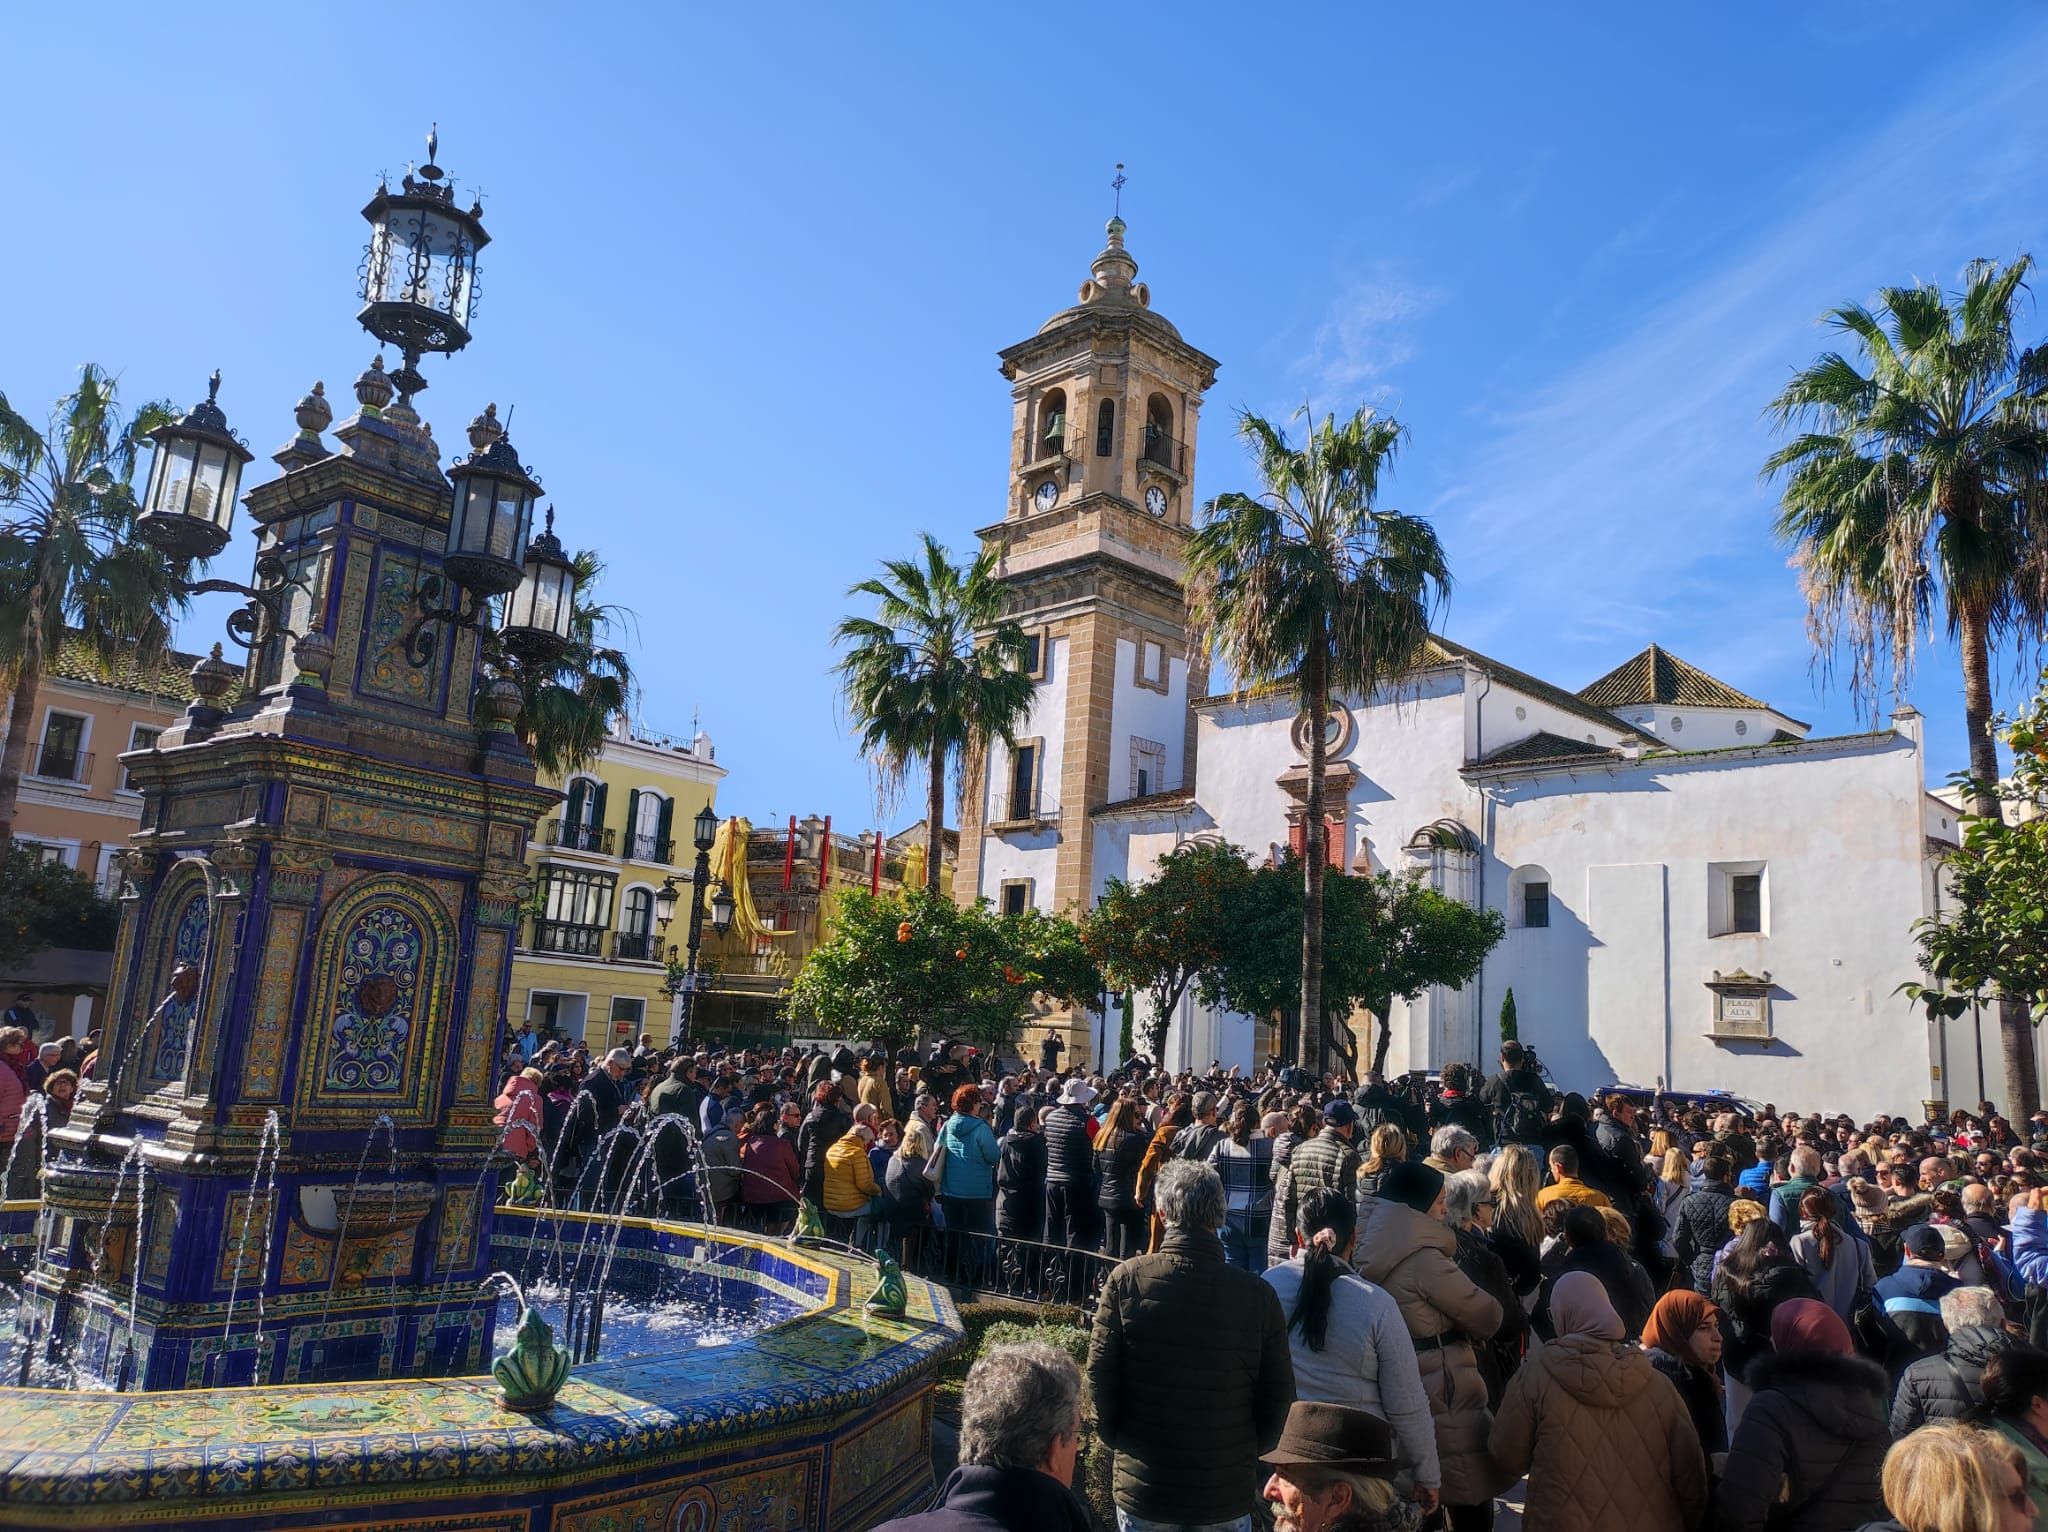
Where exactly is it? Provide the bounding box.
[822,1104,882,1244]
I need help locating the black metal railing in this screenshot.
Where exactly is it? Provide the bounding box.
[613,931,660,962]
[531,919,607,957]
[1141,423,1187,474]
[545,820,614,854]
[625,833,672,863]
[897,1223,1119,1315]
[32,747,91,783]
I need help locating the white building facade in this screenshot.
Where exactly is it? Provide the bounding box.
[959,220,1991,1123]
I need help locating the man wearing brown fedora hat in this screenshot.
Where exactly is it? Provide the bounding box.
[1259,1401,1410,1532]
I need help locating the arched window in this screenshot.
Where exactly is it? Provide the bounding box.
[562,776,607,853]
[1095,398,1116,457]
[1144,395,1175,469]
[624,789,672,862]
[1038,389,1067,456]
[617,885,656,959]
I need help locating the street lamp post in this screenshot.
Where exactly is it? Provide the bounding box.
[658,805,735,1044]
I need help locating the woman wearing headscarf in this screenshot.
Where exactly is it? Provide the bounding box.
[1353,1159,1504,1528]
[1716,1299,1887,1531]
[1489,1271,1709,1531]
[1642,1289,1728,1461]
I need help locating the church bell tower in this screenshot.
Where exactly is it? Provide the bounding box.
[956,212,1219,1064]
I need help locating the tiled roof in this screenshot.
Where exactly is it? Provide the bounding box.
[1577,644,1765,711]
[1421,635,1645,741]
[41,629,201,705]
[1089,787,1197,820]
[1475,731,1619,768]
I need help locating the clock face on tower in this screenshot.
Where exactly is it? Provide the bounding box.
[1144,484,1167,517]
[1034,479,1058,513]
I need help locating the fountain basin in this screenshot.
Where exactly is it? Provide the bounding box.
[0,1205,963,1529]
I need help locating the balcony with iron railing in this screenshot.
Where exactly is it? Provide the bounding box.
[530,919,608,958]
[31,747,93,785]
[544,819,614,855]
[1141,422,1187,477]
[613,930,662,963]
[624,832,673,864]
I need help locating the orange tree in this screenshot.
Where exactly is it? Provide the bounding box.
[787,886,1100,1056]
[1081,840,1257,1063]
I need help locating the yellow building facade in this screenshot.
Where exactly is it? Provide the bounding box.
[505,717,725,1052]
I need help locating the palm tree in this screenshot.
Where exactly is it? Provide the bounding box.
[0,365,180,849]
[1766,256,2048,1114]
[835,533,1033,892]
[507,549,633,775]
[1188,406,1450,1072]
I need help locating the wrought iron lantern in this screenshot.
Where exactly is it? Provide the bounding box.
[693,803,720,854]
[710,881,736,936]
[653,876,681,929]
[357,126,488,399]
[500,505,578,661]
[444,413,539,597]
[136,372,254,562]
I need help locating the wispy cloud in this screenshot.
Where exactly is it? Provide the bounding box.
[1433,34,2048,716]
[1293,270,1444,401]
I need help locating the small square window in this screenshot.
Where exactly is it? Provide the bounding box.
[1523,882,1550,929]
[1138,640,1166,688]
[1021,633,1043,677]
[1000,881,1031,917]
[1710,861,1768,937]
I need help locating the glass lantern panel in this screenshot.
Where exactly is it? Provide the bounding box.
[191,444,230,530]
[373,207,473,322]
[488,484,527,560]
[455,478,494,554]
[531,567,569,639]
[217,449,244,529]
[149,439,197,519]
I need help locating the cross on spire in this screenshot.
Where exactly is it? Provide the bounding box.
[1111,162,1127,218]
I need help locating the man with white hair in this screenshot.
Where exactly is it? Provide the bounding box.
[1889,1286,2012,1435]
[1424,1125,1478,1178]
[1088,1160,1294,1531]
[878,1341,1091,1530]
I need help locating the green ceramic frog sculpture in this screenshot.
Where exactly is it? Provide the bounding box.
[492,1303,569,1412]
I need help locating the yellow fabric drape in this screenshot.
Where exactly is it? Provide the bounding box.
[708,816,790,943]
[900,843,926,894]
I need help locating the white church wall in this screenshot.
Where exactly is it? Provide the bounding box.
[1615,705,1804,752]
[1109,637,1190,801]
[979,635,1070,909]
[1474,675,1631,760]
[1483,729,1934,1120]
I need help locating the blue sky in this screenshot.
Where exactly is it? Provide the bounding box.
[7,6,2048,826]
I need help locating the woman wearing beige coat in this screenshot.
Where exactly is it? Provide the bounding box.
[1355,1162,1504,1523]
[1489,1272,1709,1532]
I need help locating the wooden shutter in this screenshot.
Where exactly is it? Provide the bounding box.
[625,789,642,852]
[591,781,609,832]
[656,797,675,860]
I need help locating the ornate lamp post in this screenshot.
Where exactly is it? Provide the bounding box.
[658,805,735,1042]
[357,125,487,403]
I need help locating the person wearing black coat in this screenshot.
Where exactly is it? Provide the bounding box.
[1041,1088,1099,1251]
[796,1086,851,1208]
[1096,1118,1150,1259]
[1889,1304,2011,1436]
[1544,1098,1644,1208]
[995,1113,1047,1242]
[1674,1162,1740,1292]
[1717,1300,1888,1532]
[1537,1206,1655,1340]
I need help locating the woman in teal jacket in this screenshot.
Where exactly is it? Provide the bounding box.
[938,1084,1001,1279]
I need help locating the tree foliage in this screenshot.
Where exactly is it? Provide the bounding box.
[1201,857,1503,1078]
[0,365,181,847]
[787,886,1100,1054]
[1187,406,1450,1069]
[1904,670,2048,1046]
[1499,986,1518,1043]
[1767,260,2048,1116]
[834,534,1035,891]
[0,846,118,972]
[1081,840,1256,1061]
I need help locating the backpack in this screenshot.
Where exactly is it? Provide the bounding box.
[1498,1087,1547,1145]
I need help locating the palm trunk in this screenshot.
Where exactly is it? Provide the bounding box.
[1959,602,2040,1116]
[926,751,945,894]
[0,580,51,852]
[1300,622,1328,1074]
